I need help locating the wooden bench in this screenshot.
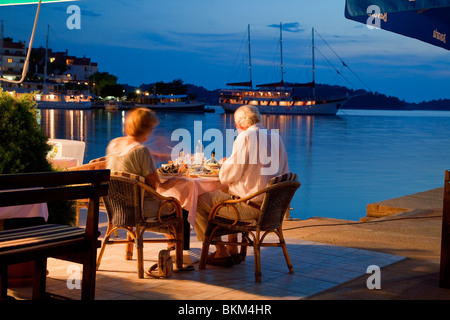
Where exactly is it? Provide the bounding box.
[0,170,110,300]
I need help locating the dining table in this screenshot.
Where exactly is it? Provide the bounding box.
[0,203,48,230]
[0,203,48,221]
[157,172,223,250]
[50,157,79,169]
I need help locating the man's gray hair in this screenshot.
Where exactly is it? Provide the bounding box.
[234,105,262,128]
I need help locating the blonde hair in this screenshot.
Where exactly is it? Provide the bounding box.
[234,105,261,129]
[125,107,159,138]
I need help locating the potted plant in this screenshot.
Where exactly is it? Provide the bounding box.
[0,89,76,286]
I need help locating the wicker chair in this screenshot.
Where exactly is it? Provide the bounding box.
[96,171,184,278]
[198,172,300,282]
[68,156,107,171]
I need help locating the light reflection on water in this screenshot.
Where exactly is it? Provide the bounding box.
[38,108,450,221]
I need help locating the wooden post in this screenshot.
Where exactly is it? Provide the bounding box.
[440,170,450,288]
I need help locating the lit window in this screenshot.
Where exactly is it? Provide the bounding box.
[7,58,13,63]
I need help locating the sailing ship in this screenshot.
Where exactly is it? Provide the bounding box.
[5,25,93,110]
[219,24,349,115]
[136,94,205,113]
[104,99,121,110]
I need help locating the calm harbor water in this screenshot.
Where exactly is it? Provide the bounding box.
[38,107,450,221]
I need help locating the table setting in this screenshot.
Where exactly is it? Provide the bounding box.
[157,151,220,179]
[156,152,223,226]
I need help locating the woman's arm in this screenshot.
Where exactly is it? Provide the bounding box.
[145,172,159,189]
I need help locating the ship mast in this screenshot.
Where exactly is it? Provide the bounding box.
[280,22,284,86]
[312,27,316,98]
[248,24,253,90]
[44,24,49,85]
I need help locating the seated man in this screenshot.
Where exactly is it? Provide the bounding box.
[194,105,289,267]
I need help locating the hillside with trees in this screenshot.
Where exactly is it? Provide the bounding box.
[121,79,450,111]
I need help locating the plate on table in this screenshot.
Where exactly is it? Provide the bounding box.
[199,173,219,178]
[158,171,185,177]
[205,163,220,169]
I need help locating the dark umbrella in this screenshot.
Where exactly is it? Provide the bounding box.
[344,0,450,51]
[346,0,450,290]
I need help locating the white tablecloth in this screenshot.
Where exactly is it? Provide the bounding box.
[0,203,49,221]
[51,157,78,169]
[157,175,221,226]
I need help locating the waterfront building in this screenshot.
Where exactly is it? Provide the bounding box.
[30,47,98,84]
[64,56,98,82]
[0,38,26,81]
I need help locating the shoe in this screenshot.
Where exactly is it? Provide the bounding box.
[206,252,234,268]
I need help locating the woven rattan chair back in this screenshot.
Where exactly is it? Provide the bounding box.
[258,172,299,230]
[102,173,144,227]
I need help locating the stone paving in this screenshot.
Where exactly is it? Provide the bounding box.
[8,210,404,300]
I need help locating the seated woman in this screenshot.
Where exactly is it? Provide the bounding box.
[105,107,178,220]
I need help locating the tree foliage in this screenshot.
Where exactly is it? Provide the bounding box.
[152,79,188,95]
[0,90,52,174]
[89,71,124,97]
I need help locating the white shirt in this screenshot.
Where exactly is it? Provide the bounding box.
[219,123,289,200]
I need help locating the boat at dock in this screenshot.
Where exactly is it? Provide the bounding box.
[135,94,205,113]
[35,92,92,109]
[18,25,93,110]
[3,85,93,110]
[220,24,349,115]
[104,100,122,110]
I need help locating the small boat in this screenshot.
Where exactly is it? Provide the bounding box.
[135,94,205,113]
[35,92,92,110]
[29,27,92,110]
[219,24,349,115]
[104,100,121,110]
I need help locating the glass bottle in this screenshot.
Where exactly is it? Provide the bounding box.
[194,140,204,165]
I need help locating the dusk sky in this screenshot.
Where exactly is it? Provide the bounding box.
[2,0,450,103]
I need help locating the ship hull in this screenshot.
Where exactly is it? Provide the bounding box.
[37,101,92,110]
[220,98,346,115]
